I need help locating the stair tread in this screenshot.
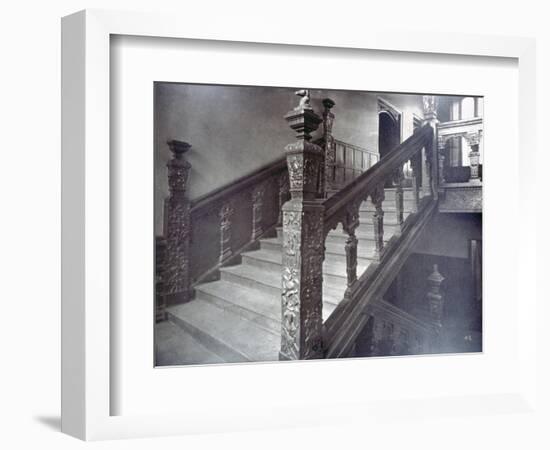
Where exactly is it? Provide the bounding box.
[242,248,370,277]
[168,299,280,362]
[221,262,348,302]
[155,319,224,366]
[196,279,341,322]
[261,236,378,259]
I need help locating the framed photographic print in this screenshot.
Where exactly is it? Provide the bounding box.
[62,9,537,441]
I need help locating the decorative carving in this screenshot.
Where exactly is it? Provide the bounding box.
[164,140,192,304]
[277,171,290,225]
[465,131,481,180]
[370,185,385,261]
[280,206,325,360]
[251,182,266,240]
[422,95,437,120]
[342,200,361,298]
[294,89,313,111]
[410,155,421,213]
[219,201,234,264]
[426,264,445,330]
[321,98,336,197]
[280,92,326,360]
[393,167,405,235]
[155,237,167,322]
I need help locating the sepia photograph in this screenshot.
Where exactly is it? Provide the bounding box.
[153,83,483,366]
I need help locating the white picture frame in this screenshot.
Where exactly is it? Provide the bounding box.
[61,9,537,441]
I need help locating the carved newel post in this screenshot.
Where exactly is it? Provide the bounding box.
[321,98,336,197]
[422,95,439,199]
[280,90,325,360]
[426,264,445,349]
[465,132,481,180]
[164,140,192,305]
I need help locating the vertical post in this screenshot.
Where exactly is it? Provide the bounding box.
[426,264,445,350]
[155,237,167,322]
[370,184,385,261]
[422,95,439,198]
[164,140,192,305]
[393,167,404,235]
[437,135,446,185]
[277,171,290,226]
[410,154,421,213]
[321,98,336,197]
[251,182,266,240]
[342,201,360,300]
[219,201,234,264]
[280,89,325,360]
[465,132,481,180]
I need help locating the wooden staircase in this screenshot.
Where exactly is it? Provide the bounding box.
[157,188,415,365]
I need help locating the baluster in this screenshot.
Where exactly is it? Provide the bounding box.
[219,201,234,264]
[410,155,421,213]
[321,98,336,197]
[426,264,445,351]
[277,171,289,226]
[393,167,404,235]
[164,140,192,305]
[437,135,446,185]
[465,131,481,180]
[370,185,385,261]
[280,89,325,360]
[342,201,360,300]
[422,95,439,198]
[251,182,266,240]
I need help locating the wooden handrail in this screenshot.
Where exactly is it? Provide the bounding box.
[190,156,287,216]
[323,124,433,225]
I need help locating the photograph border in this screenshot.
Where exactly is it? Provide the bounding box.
[61,9,537,440]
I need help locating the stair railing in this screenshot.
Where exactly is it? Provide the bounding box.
[159,141,290,316]
[279,90,438,360]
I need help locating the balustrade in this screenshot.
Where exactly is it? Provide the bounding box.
[437,117,483,184]
[279,89,436,360]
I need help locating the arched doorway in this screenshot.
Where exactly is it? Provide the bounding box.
[378,110,401,186]
[378,111,401,159]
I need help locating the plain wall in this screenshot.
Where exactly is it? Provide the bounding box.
[413,212,482,259]
[155,83,425,234]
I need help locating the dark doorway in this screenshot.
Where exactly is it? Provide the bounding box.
[378,111,401,159]
[378,111,401,186]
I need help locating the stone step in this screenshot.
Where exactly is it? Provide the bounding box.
[194,279,337,333]
[358,211,411,224]
[361,202,414,213]
[155,319,224,366]
[260,236,377,260]
[220,261,347,303]
[240,248,370,285]
[167,299,280,363]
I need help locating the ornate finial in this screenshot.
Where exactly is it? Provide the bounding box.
[167,140,191,158]
[294,89,312,111]
[422,95,438,120]
[284,92,322,141]
[166,140,191,195]
[322,98,335,110]
[428,264,445,284]
[465,132,480,148]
